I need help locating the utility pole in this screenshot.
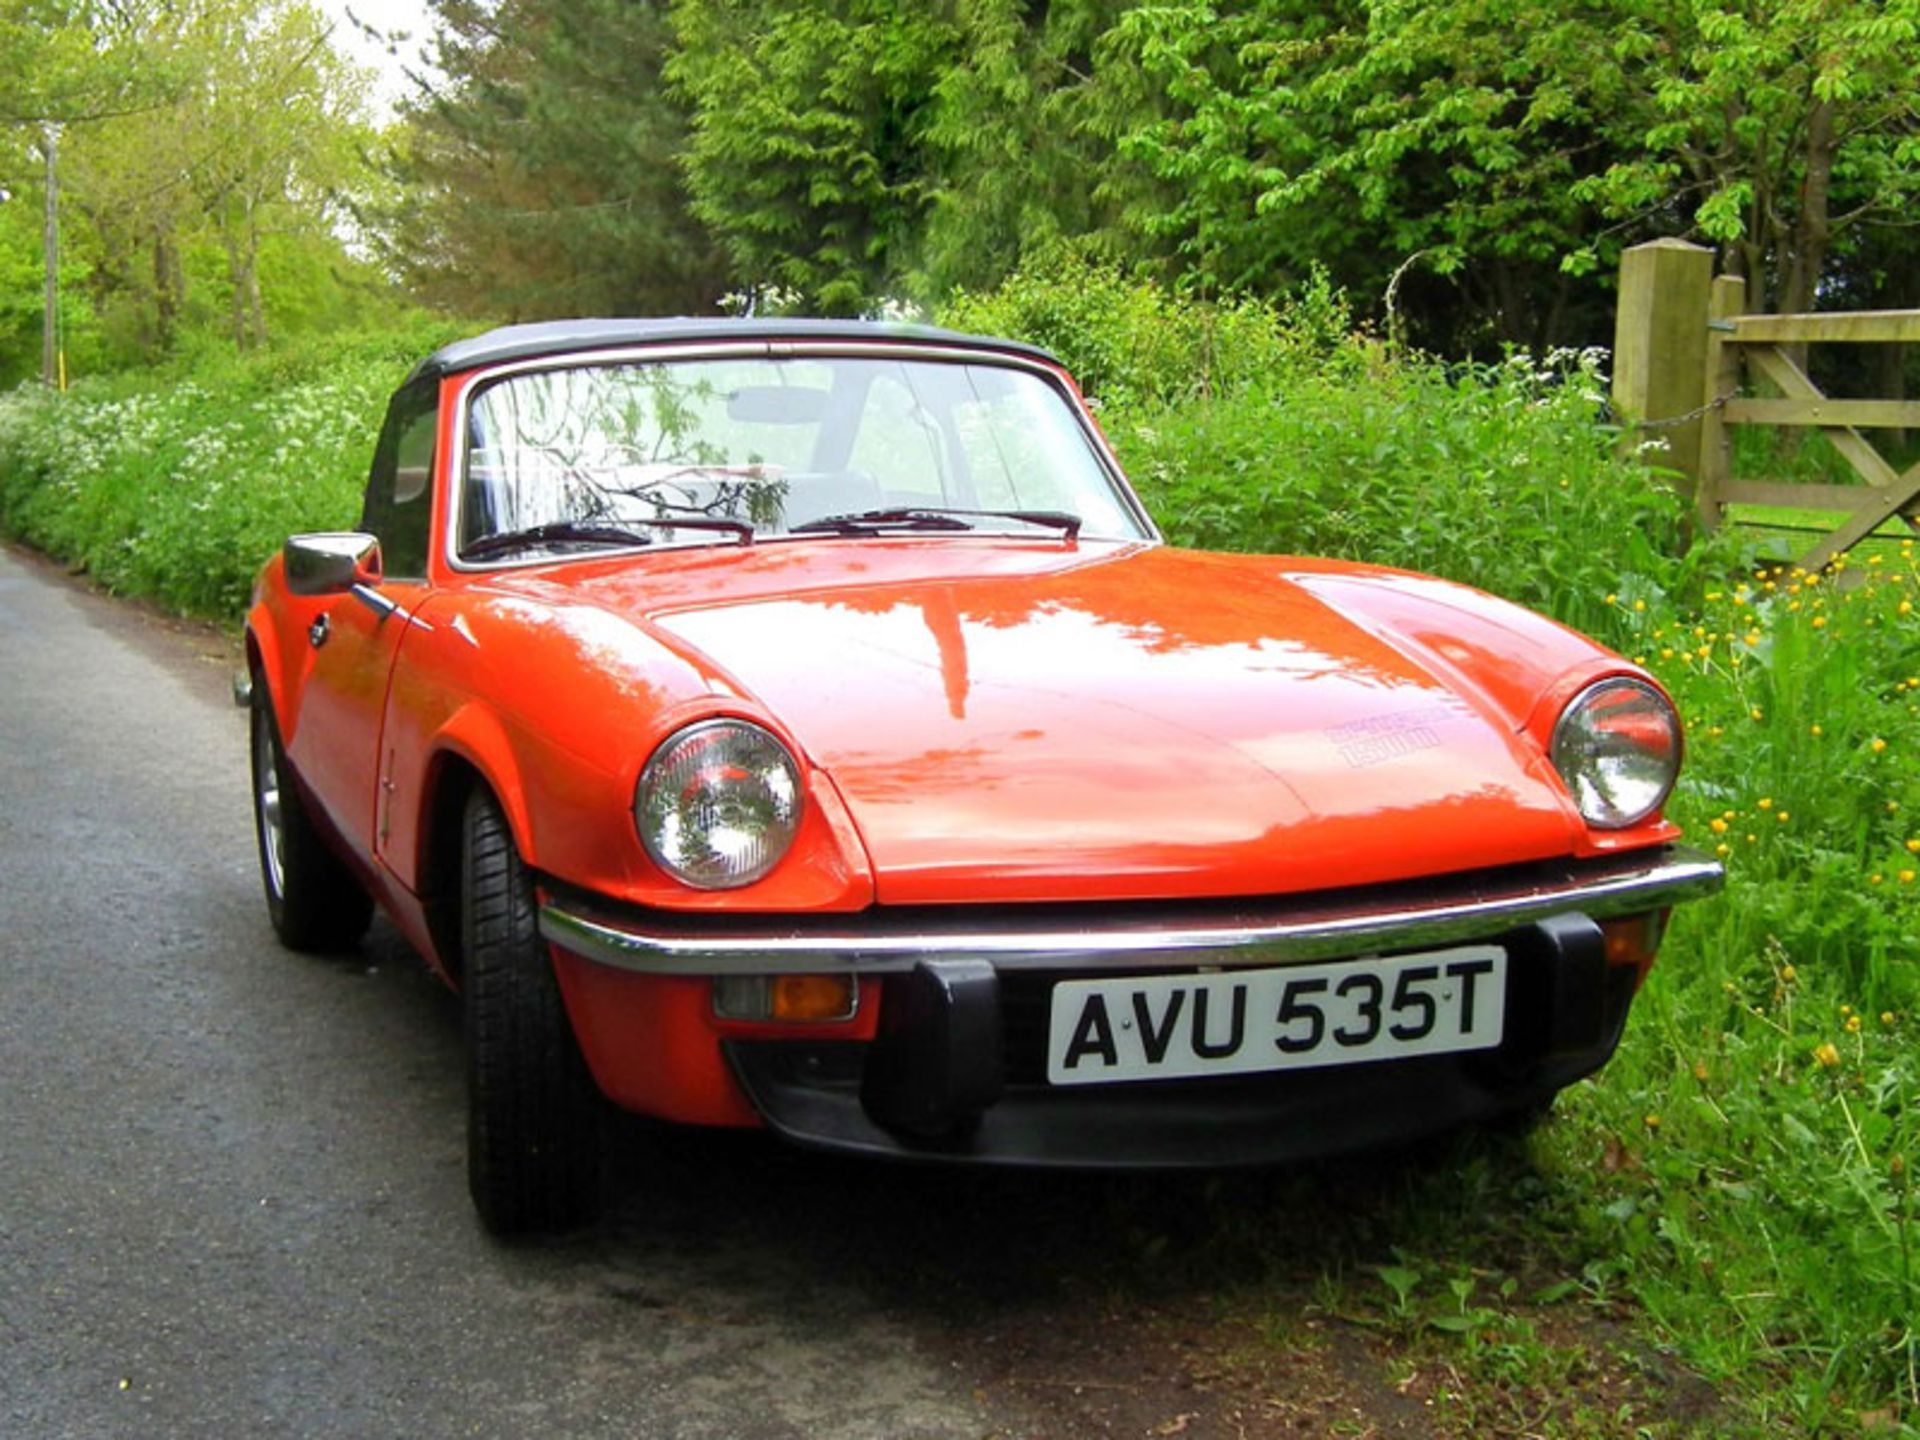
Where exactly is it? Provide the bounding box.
[42,123,61,390]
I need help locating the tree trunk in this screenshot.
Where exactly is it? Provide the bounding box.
[152,229,178,350]
[1490,258,1528,348]
[221,204,269,354]
[1779,99,1836,370]
[223,229,250,352]
[245,213,267,350]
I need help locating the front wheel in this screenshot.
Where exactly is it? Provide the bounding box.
[461,788,601,1236]
[250,680,373,952]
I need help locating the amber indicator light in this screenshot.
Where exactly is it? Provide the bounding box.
[771,974,858,1022]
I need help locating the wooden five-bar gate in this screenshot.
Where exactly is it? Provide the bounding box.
[1612,237,1920,570]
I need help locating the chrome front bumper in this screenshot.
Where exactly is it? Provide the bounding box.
[539,846,1724,977]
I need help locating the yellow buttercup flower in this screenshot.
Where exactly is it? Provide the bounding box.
[1845,1014,1862,1034]
[1813,1042,1842,1069]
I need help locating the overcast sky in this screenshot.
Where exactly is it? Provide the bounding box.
[319,0,440,122]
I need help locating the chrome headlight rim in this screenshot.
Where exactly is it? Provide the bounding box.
[1550,675,1681,831]
[635,717,804,890]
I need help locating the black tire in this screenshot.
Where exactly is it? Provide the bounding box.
[461,787,601,1236]
[250,679,374,952]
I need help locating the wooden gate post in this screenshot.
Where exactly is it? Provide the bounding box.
[1694,273,1748,533]
[1613,239,1714,491]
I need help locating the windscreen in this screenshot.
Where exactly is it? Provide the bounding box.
[458,354,1148,558]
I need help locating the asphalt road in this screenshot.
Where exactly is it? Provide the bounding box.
[0,547,1014,1440]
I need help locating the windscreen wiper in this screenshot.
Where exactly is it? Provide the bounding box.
[462,516,753,561]
[786,507,1082,539]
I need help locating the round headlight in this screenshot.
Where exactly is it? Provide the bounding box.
[636,720,802,889]
[1550,677,1680,829]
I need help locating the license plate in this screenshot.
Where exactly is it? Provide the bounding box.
[1045,946,1506,1086]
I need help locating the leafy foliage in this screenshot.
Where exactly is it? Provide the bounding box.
[1074,0,1920,349]
[0,0,397,377]
[383,0,725,319]
[0,320,456,613]
[940,247,1347,409]
[666,0,959,314]
[0,0,177,127]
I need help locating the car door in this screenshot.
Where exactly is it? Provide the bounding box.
[286,379,439,861]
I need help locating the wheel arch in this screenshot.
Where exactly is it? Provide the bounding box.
[411,707,540,982]
[244,621,284,721]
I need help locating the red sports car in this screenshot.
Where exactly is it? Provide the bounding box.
[243,320,1722,1234]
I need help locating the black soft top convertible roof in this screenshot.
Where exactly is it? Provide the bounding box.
[406,318,1060,384]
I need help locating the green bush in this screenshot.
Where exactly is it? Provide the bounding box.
[939,247,1352,411]
[0,320,460,616]
[1109,349,1719,643]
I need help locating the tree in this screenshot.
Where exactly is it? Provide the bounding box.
[914,0,1134,297]
[0,0,394,371]
[666,0,959,314]
[383,0,725,320]
[1084,0,1920,349]
[58,0,378,355]
[0,1,178,128]
[1563,0,1920,318]
[181,0,371,349]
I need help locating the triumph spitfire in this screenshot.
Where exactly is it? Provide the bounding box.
[243,319,1723,1234]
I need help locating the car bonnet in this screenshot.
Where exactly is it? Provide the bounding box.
[558,541,1593,905]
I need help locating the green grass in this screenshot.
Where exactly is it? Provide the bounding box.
[2,277,1916,1431]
